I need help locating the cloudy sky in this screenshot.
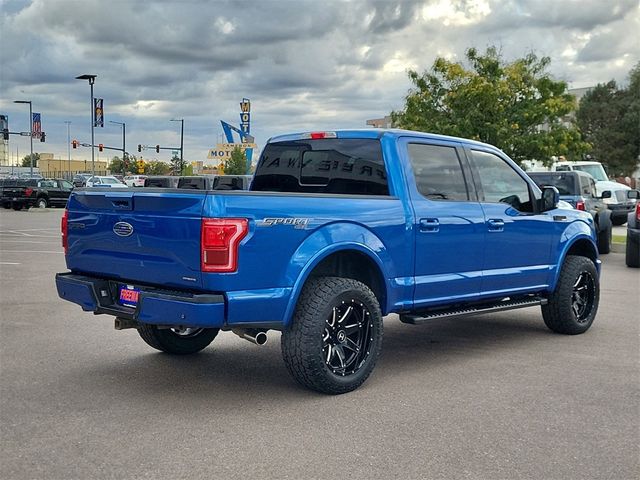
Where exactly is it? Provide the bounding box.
[1,0,638,165]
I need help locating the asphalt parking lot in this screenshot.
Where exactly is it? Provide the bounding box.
[1,209,639,480]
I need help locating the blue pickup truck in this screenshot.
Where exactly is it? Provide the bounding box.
[56,129,601,394]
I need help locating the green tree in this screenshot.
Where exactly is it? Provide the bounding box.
[21,153,40,167]
[576,63,640,177]
[146,160,172,175]
[170,154,185,175]
[391,46,589,166]
[108,156,124,174]
[225,146,248,175]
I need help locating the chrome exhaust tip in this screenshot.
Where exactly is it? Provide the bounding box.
[232,328,268,346]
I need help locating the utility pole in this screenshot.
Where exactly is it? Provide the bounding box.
[170,118,184,175]
[109,121,126,174]
[13,100,33,176]
[64,121,71,178]
[76,74,97,176]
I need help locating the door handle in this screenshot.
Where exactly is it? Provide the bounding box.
[487,218,504,232]
[419,218,439,233]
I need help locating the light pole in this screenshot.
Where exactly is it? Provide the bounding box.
[64,121,71,178]
[170,118,184,175]
[75,74,97,176]
[109,120,126,174]
[13,100,33,177]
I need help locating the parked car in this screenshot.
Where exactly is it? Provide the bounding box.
[144,176,180,188]
[72,174,93,187]
[605,184,637,226]
[528,171,613,253]
[625,190,640,267]
[124,175,147,187]
[34,179,74,208]
[57,129,602,394]
[113,175,126,184]
[85,176,129,188]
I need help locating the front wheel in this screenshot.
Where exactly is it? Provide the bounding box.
[281,277,383,394]
[542,255,599,335]
[138,325,219,354]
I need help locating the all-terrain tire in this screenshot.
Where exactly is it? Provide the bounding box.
[138,325,219,354]
[281,276,383,395]
[542,255,599,335]
[597,223,611,254]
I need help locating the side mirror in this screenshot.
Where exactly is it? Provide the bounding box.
[541,186,559,212]
[601,190,612,199]
[627,189,640,200]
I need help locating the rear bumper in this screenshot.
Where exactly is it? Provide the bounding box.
[55,272,226,328]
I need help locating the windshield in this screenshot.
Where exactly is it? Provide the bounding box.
[572,165,608,182]
[102,177,121,185]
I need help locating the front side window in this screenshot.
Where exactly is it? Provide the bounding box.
[407,143,469,201]
[472,150,533,212]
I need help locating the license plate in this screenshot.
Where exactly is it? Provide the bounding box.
[119,285,140,308]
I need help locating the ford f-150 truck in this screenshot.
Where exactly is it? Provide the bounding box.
[56,129,601,394]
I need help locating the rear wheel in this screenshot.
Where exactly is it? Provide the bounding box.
[597,222,611,254]
[12,203,22,211]
[542,255,599,335]
[281,276,383,394]
[626,234,640,268]
[138,325,219,354]
[36,197,48,209]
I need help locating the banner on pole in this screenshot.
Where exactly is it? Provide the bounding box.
[94,98,104,127]
[32,113,41,134]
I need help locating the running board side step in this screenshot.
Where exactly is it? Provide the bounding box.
[400,297,547,325]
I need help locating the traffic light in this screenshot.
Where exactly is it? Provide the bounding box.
[137,144,142,152]
[72,139,78,149]
[98,143,104,152]
[40,132,46,142]
[155,145,160,153]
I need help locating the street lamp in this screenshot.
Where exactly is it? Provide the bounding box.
[170,118,184,175]
[13,100,33,177]
[64,121,71,178]
[75,74,97,176]
[109,120,126,174]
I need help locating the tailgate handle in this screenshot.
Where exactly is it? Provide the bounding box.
[111,200,132,210]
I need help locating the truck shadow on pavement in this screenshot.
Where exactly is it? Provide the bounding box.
[63,308,558,402]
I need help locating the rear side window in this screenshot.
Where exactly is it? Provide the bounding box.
[407,144,469,201]
[214,176,245,190]
[252,139,389,195]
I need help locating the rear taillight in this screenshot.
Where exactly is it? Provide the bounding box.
[25,187,33,197]
[201,218,248,272]
[61,209,68,254]
[636,202,640,222]
[576,201,586,211]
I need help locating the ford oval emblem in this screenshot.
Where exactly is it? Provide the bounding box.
[113,222,134,237]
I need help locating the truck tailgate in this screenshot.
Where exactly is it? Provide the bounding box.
[66,189,206,289]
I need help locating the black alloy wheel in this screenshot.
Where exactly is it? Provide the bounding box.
[571,271,596,323]
[323,299,374,377]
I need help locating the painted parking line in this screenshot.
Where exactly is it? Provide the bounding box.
[0,262,21,265]
[0,240,60,244]
[1,250,63,254]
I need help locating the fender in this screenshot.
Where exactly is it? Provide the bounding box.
[281,222,393,327]
[549,220,599,291]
